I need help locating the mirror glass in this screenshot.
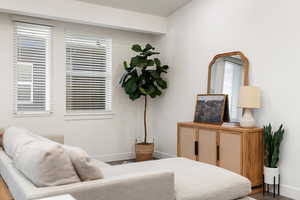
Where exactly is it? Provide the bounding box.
[208,53,248,122]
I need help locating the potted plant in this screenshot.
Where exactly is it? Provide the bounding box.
[263,124,285,184]
[120,44,169,161]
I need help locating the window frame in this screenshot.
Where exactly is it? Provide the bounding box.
[13,21,53,117]
[64,33,113,119]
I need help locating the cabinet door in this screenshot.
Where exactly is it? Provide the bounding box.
[178,126,197,160]
[198,129,217,165]
[219,132,242,174]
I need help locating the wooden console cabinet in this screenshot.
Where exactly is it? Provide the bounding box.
[177,122,263,190]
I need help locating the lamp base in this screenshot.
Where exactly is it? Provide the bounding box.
[240,108,256,128]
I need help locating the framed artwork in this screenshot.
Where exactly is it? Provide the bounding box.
[194,94,227,124]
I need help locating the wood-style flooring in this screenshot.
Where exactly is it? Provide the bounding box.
[250,193,292,200]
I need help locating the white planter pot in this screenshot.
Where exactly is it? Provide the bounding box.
[264,166,280,184]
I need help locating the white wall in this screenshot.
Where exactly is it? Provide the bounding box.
[152,0,300,198]
[0,0,166,34]
[0,13,152,162]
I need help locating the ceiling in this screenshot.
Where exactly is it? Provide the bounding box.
[78,0,192,17]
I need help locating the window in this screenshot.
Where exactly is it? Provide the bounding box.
[14,22,51,114]
[65,34,112,113]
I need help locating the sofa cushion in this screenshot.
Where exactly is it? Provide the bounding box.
[3,127,36,158]
[3,126,105,184]
[64,145,104,181]
[102,158,251,200]
[29,132,106,180]
[14,141,80,187]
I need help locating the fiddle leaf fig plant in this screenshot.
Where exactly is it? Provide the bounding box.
[263,124,285,168]
[120,44,169,144]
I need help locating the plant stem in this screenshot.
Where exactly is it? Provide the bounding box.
[144,95,147,144]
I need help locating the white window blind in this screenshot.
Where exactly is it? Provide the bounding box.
[65,34,112,112]
[14,22,51,114]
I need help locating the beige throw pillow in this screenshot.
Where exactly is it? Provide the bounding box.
[64,145,104,181]
[14,141,80,187]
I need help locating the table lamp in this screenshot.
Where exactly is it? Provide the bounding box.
[239,86,261,127]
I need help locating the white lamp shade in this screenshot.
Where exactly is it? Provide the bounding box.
[239,86,261,108]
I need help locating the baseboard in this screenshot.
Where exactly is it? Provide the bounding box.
[280,184,300,199]
[153,151,176,159]
[93,151,175,162]
[92,152,135,162]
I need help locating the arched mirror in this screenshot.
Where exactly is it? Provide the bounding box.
[207,51,249,122]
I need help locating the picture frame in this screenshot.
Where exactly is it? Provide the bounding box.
[194,94,227,124]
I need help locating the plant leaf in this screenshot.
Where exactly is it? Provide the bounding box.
[132,44,142,52]
[129,91,141,101]
[143,44,154,52]
[141,51,160,57]
[123,61,128,68]
[130,56,141,67]
[162,65,169,70]
[156,78,167,89]
[123,61,134,72]
[263,123,285,168]
[125,77,138,94]
[147,59,154,66]
[119,72,129,86]
[150,71,160,79]
[139,87,148,95]
[154,58,161,67]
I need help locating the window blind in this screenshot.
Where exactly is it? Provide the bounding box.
[14,22,51,114]
[65,34,112,112]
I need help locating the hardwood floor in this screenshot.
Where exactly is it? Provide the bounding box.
[250,193,292,200]
[0,178,13,200]
[107,159,136,165]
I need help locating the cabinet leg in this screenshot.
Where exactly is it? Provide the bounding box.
[278,175,280,196]
[263,175,265,195]
[273,176,276,198]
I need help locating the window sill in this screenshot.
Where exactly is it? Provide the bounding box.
[13,112,53,118]
[64,112,114,121]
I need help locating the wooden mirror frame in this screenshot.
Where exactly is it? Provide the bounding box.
[207,51,249,93]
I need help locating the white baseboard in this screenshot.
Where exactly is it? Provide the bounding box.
[92,152,135,162]
[280,184,300,199]
[92,151,175,162]
[153,151,176,159]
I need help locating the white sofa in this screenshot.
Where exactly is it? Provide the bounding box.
[0,148,174,200]
[0,133,254,200]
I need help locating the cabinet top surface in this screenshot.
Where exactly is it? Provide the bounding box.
[178,122,263,132]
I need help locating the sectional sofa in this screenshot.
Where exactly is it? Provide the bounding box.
[0,127,254,200]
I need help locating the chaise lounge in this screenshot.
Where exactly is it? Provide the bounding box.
[0,127,253,200]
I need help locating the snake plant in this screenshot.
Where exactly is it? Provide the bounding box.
[263,124,285,168]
